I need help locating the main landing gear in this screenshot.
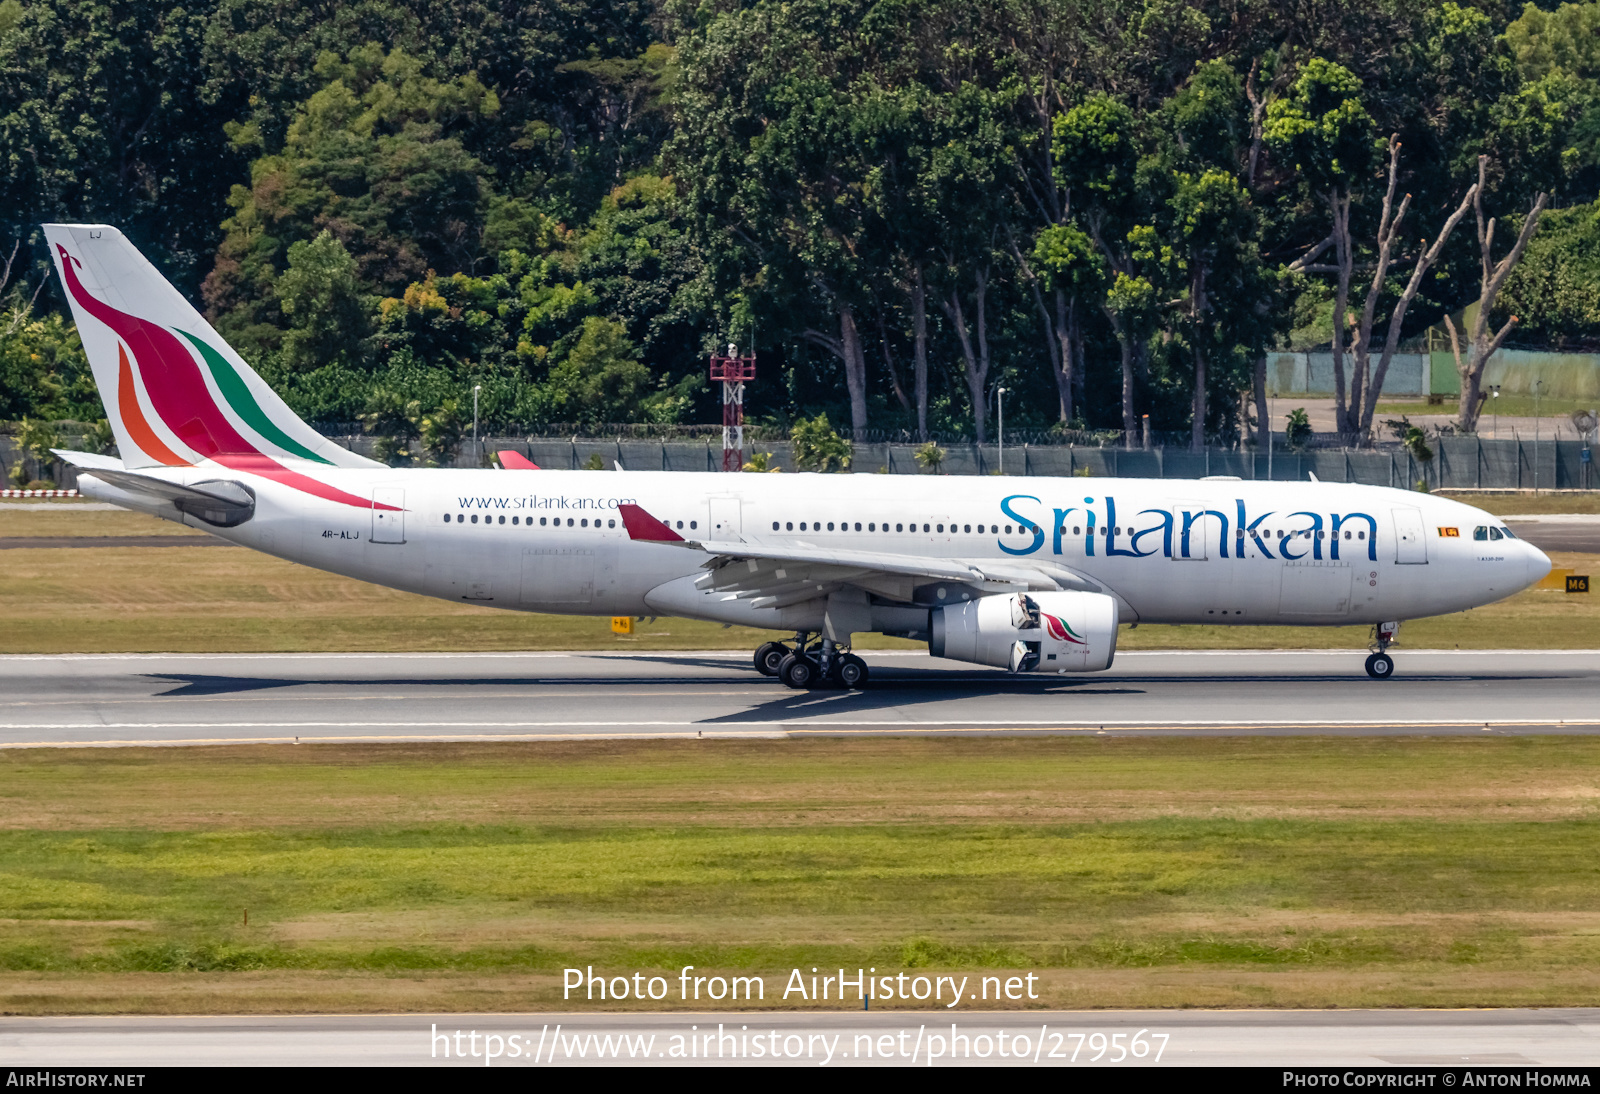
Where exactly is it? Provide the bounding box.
[1364,621,1400,679]
[755,633,869,690]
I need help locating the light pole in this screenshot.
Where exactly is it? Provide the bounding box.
[473,384,481,466]
[996,386,1007,475]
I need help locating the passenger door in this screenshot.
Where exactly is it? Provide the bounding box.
[1392,507,1428,564]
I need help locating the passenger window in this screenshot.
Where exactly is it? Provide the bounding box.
[608,519,615,528]
[471,514,478,524]
[1343,530,1350,539]
[690,521,697,529]
[567,518,574,527]
[581,518,588,527]
[540,517,547,526]
[1358,531,1365,539]
[786,522,793,530]
[1005,525,1012,534]
[964,524,971,533]
[937,524,944,533]
[800,522,807,531]
[868,523,875,531]
[498,516,505,524]
[772,522,779,531]
[1073,526,1080,535]
[855,522,862,531]
[896,523,903,532]
[1474,526,1488,541]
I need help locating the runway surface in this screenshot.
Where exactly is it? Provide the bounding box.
[2,649,1596,746]
[3,1009,1599,1066]
[1505,514,1600,553]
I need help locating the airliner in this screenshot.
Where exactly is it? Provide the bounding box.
[43,224,1551,687]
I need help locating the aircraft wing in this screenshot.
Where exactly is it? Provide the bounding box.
[618,502,1107,609]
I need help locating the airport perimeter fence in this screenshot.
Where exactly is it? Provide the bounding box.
[5,432,1595,493]
[389,432,1597,490]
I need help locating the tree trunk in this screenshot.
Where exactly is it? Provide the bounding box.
[912,266,929,441]
[838,302,868,436]
[877,313,911,419]
[1190,265,1208,453]
[1253,354,1268,448]
[1329,189,1354,436]
[1457,156,1548,433]
[1054,289,1073,425]
[1349,139,1407,441]
[943,277,990,444]
[1358,178,1480,437]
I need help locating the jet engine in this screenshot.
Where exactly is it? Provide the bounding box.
[930,590,1118,673]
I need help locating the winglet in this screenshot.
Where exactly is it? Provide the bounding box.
[619,503,685,542]
[497,450,540,470]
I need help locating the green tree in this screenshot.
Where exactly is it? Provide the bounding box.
[204,45,528,356]
[276,231,371,373]
[1051,93,1148,438]
[1266,59,1379,436]
[790,413,851,472]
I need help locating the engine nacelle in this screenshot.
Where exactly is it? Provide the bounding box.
[930,591,1118,673]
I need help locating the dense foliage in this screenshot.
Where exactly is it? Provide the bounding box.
[1,0,1597,446]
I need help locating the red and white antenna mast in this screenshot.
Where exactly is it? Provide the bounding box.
[709,342,755,472]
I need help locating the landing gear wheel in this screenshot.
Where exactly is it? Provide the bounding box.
[778,653,821,690]
[754,642,789,677]
[836,654,869,689]
[1365,652,1395,679]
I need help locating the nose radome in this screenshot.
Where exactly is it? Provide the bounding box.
[1525,543,1553,588]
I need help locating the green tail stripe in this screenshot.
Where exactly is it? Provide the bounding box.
[176,329,331,465]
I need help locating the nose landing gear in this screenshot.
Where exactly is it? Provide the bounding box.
[1365,621,1400,679]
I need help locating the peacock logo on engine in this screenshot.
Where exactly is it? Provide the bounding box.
[1041,612,1086,646]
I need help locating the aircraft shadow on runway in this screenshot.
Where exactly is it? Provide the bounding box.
[136,661,1572,702]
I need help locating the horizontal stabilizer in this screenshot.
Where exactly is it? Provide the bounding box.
[55,451,256,528]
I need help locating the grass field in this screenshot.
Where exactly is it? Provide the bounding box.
[4,737,1600,1014]
[1,503,1595,652]
[1375,396,1597,418]
[1436,491,1600,515]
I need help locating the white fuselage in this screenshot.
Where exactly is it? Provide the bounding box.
[80,467,1550,638]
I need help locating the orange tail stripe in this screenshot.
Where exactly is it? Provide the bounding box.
[118,344,188,466]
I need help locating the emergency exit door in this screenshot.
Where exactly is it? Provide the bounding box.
[709,497,741,538]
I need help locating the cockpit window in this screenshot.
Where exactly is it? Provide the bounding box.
[1488,527,1504,541]
[1474,526,1488,541]
[1500,526,1517,540]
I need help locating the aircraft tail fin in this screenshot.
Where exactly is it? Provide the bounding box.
[42,224,382,471]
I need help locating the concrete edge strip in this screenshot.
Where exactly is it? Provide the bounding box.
[3,719,1596,748]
